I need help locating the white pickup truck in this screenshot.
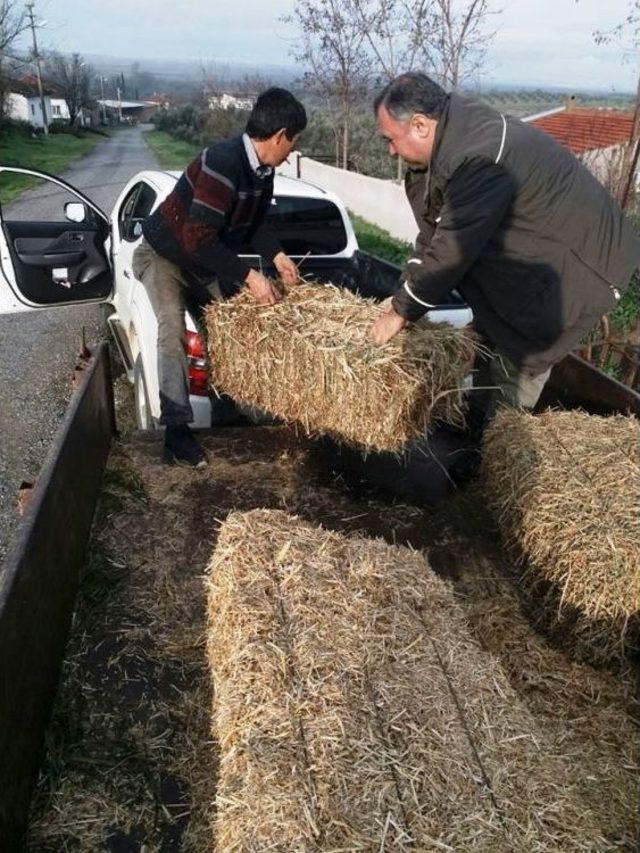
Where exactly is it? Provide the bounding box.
[0,166,471,429]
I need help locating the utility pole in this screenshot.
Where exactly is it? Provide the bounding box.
[99,76,107,124]
[24,0,48,136]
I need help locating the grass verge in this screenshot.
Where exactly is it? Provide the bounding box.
[349,212,411,265]
[0,128,109,205]
[144,129,198,171]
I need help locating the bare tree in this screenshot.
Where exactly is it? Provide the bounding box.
[44,52,93,126]
[288,0,496,174]
[416,0,497,90]
[351,0,496,177]
[352,0,496,90]
[0,0,29,123]
[286,0,372,169]
[593,2,640,210]
[351,0,430,177]
[0,0,26,56]
[352,0,425,79]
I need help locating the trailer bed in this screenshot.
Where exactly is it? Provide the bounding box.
[25,425,639,851]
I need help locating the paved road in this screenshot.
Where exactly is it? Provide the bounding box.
[0,126,159,564]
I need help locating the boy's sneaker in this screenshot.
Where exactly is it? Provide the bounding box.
[163,424,207,468]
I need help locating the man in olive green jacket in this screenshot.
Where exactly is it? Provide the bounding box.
[370,72,640,416]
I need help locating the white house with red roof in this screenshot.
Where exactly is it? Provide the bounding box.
[525,100,635,191]
[6,76,54,128]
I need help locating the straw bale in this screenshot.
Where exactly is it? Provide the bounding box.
[204,282,473,452]
[482,409,640,664]
[206,508,607,850]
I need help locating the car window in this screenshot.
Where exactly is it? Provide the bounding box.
[119,182,157,243]
[118,184,141,241]
[0,171,98,224]
[133,183,157,220]
[263,196,348,255]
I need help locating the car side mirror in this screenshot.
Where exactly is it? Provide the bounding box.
[65,202,86,223]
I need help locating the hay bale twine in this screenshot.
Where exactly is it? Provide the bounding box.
[482,409,640,664]
[204,282,473,453]
[206,509,606,850]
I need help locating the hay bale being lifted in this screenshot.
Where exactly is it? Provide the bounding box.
[206,509,605,850]
[204,282,473,452]
[482,409,640,664]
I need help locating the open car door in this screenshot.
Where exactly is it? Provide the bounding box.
[0,166,113,315]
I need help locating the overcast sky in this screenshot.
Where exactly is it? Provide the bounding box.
[19,0,639,92]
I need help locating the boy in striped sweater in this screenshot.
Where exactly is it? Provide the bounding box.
[133,88,307,467]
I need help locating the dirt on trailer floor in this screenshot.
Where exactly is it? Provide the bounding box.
[26,426,639,852]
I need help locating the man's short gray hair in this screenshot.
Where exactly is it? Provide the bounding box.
[374,73,448,121]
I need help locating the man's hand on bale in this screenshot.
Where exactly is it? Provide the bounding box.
[273,251,299,286]
[245,268,282,306]
[369,305,408,346]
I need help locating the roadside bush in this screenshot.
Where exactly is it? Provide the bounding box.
[350,213,411,265]
[201,106,249,144]
[153,104,201,137]
[0,117,41,137]
[611,271,640,333]
[298,109,398,180]
[152,103,251,149]
[49,120,84,137]
[610,213,640,334]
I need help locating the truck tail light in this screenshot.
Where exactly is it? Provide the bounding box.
[186,330,209,396]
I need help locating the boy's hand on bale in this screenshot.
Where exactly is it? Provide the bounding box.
[245,269,282,306]
[273,251,299,286]
[369,305,408,346]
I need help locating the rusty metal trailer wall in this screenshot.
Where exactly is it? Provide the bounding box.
[541,352,640,417]
[0,343,115,850]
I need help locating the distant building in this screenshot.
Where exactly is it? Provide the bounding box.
[6,75,97,128]
[207,92,255,111]
[50,98,71,122]
[525,99,635,191]
[6,77,53,129]
[148,93,172,110]
[96,99,160,123]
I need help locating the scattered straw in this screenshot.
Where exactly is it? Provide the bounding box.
[482,409,640,664]
[26,428,637,850]
[206,508,608,850]
[204,281,474,452]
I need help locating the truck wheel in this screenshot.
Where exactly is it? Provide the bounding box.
[133,356,154,429]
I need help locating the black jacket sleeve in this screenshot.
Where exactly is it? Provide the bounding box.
[392,157,515,321]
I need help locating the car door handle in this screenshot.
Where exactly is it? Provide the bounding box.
[123,269,131,279]
[17,251,85,267]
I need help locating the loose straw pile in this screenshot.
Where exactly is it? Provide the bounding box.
[204,282,473,452]
[482,409,640,664]
[206,509,605,850]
